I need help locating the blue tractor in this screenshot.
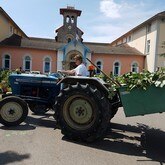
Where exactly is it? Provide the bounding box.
[0,72,120,142]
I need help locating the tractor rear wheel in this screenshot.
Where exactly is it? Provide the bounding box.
[54,83,111,142]
[0,96,28,126]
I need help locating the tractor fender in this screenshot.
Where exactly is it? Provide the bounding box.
[58,76,109,96]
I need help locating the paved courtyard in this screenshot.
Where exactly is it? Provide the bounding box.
[0,108,165,165]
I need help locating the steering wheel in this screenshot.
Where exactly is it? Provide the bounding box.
[57,70,67,78]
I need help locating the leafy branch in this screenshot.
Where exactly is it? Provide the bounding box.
[115,68,165,90]
[104,68,165,99]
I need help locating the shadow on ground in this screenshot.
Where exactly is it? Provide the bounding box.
[1,113,165,164]
[63,122,165,164]
[25,112,56,129]
[0,112,57,131]
[0,151,30,165]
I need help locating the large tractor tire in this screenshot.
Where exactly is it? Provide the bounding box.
[54,83,111,142]
[29,104,50,114]
[0,96,28,126]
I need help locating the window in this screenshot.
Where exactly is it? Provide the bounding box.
[131,62,139,73]
[10,26,14,34]
[3,55,10,69]
[71,16,74,23]
[147,24,151,33]
[24,56,31,71]
[96,61,102,74]
[146,40,150,54]
[123,37,127,43]
[128,35,132,42]
[113,62,120,76]
[44,57,51,73]
[66,16,70,23]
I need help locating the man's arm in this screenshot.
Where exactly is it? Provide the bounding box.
[59,69,75,75]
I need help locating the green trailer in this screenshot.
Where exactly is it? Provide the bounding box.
[118,85,165,117]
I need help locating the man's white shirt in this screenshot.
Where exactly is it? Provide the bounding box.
[73,63,88,76]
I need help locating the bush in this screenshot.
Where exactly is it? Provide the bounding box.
[0,70,11,93]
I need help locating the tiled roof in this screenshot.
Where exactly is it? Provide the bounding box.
[84,42,144,56]
[21,37,65,50]
[0,34,22,46]
[0,35,144,56]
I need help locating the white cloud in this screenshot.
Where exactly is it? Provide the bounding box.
[92,24,121,35]
[83,24,127,43]
[100,0,121,18]
[83,0,161,43]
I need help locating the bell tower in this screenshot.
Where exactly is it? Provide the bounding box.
[55,6,83,43]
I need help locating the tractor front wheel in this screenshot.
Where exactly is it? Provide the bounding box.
[0,96,28,126]
[54,83,111,142]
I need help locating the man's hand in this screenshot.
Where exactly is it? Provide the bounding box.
[57,70,62,73]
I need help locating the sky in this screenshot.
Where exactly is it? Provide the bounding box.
[0,0,164,43]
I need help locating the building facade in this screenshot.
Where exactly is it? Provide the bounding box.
[110,11,165,72]
[0,6,146,76]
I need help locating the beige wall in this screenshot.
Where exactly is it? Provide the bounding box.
[111,18,165,72]
[145,20,158,71]
[0,12,25,41]
[157,20,165,68]
[0,13,11,41]
[127,20,158,71]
